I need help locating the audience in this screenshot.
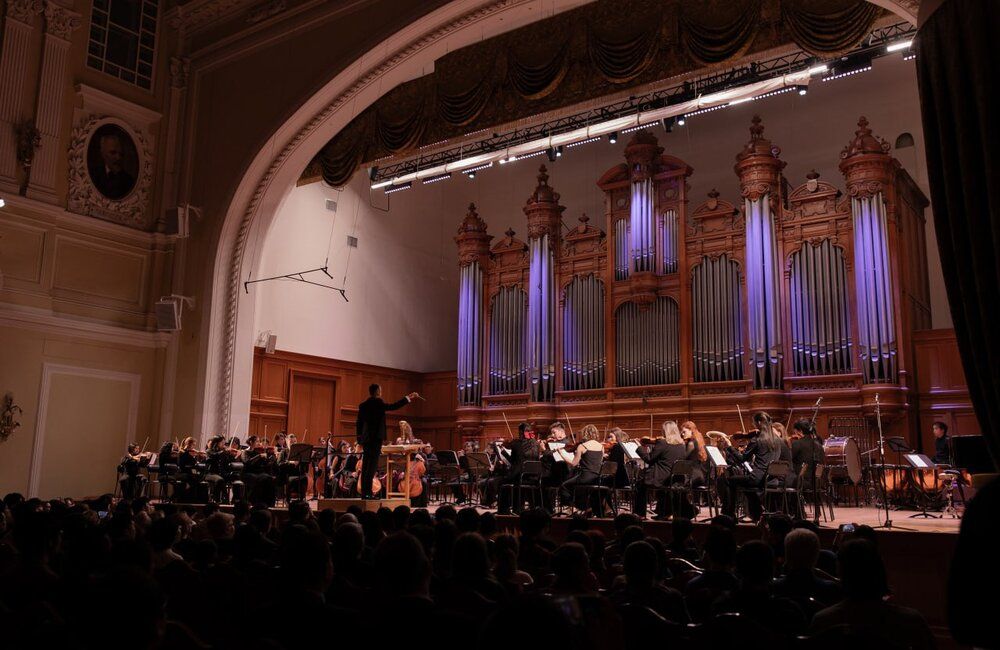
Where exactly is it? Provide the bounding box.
[0,494,940,650]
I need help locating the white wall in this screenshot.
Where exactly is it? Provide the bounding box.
[254,53,949,373]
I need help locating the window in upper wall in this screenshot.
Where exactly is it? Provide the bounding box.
[895,132,915,149]
[87,0,158,90]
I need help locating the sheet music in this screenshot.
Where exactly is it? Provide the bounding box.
[706,445,727,467]
[621,441,641,460]
[906,453,929,468]
[547,441,566,451]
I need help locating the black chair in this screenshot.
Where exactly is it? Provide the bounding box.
[465,452,493,506]
[572,461,619,517]
[430,464,463,504]
[799,462,834,524]
[666,460,699,519]
[500,460,544,513]
[763,461,798,517]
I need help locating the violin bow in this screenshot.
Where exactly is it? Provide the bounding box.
[737,404,748,434]
[139,436,149,454]
[564,412,577,445]
[502,412,514,440]
[809,397,823,425]
[785,408,795,430]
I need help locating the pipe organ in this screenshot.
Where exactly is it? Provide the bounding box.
[454,116,929,444]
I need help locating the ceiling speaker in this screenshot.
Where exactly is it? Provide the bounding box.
[265,333,277,354]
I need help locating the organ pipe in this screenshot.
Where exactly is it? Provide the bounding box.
[489,286,527,394]
[562,275,606,390]
[852,193,897,382]
[789,240,852,376]
[615,297,679,387]
[662,209,678,274]
[692,255,744,382]
[744,195,782,389]
[630,178,656,273]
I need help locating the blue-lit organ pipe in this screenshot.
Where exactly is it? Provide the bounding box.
[662,208,678,274]
[852,193,897,383]
[745,195,782,388]
[457,261,483,404]
[527,235,555,401]
[692,254,744,382]
[630,178,655,273]
[789,240,852,376]
[615,218,629,281]
[615,297,679,387]
[562,274,606,391]
[489,285,527,394]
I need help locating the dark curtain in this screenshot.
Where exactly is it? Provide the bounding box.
[919,5,1000,644]
[916,0,1000,464]
[781,0,881,56]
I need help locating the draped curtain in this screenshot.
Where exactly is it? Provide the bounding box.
[314,0,883,187]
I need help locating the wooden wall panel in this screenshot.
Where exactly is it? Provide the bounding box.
[248,347,459,451]
[913,328,980,453]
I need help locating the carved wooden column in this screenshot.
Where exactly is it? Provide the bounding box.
[735,115,786,391]
[26,1,80,202]
[0,0,42,192]
[524,165,564,408]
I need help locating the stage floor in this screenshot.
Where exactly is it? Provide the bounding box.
[249,499,963,535]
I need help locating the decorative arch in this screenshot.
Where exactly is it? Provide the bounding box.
[203,0,920,433]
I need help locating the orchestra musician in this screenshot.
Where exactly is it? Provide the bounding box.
[540,421,570,509]
[243,435,278,505]
[558,424,605,513]
[355,383,419,499]
[204,435,237,502]
[680,421,709,488]
[605,428,631,489]
[118,442,152,499]
[634,421,688,519]
[791,419,825,490]
[719,412,784,522]
[177,436,206,501]
[496,422,541,515]
[932,421,952,465]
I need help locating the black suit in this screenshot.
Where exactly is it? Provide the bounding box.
[634,441,688,517]
[356,395,411,497]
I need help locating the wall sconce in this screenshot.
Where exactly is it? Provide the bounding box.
[0,393,22,443]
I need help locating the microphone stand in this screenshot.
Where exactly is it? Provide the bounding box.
[872,394,913,531]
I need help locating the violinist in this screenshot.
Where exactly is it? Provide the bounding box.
[119,442,152,499]
[719,412,784,521]
[605,428,631,489]
[177,436,206,501]
[680,420,709,488]
[558,424,605,513]
[243,435,278,505]
[496,422,541,515]
[204,435,237,502]
[540,422,570,508]
[634,421,688,519]
[772,422,794,463]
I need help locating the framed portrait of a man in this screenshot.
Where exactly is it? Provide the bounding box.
[86,123,139,200]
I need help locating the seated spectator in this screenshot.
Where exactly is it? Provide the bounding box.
[772,528,842,612]
[810,539,935,649]
[684,524,738,622]
[713,539,806,637]
[610,540,688,623]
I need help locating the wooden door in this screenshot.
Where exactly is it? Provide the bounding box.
[288,374,336,443]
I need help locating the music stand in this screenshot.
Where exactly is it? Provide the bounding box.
[904,453,942,519]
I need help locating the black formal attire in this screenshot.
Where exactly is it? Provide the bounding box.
[607,443,630,488]
[243,449,277,505]
[634,441,687,517]
[791,436,826,490]
[721,438,783,520]
[355,394,411,497]
[933,434,952,464]
[204,448,232,501]
[118,454,146,499]
[497,438,540,514]
[540,442,570,510]
[177,450,204,501]
[559,447,604,510]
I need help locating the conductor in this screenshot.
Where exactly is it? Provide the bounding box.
[356,383,419,499]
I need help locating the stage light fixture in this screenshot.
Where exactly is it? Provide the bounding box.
[0,197,5,209]
[547,147,557,162]
[467,171,476,179]
[807,64,828,76]
[422,173,452,185]
[661,116,676,133]
[384,182,412,194]
[797,85,808,96]
[608,132,618,144]
[556,146,563,157]
[886,39,912,53]
[677,115,686,126]
[367,166,378,182]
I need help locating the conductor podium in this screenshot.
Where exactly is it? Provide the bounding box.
[317,443,424,513]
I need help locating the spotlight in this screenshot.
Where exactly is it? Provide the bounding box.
[556,145,563,157]
[807,64,828,76]
[607,132,618,144]
[796,85,808,96]
[886,39,912,53]
[467,171,476,179]
[677,115,686,126]
[547,147,557,163]
[661,116,676,133]
[367,166,378,182]
[0,197,5,208]
[422,173,451,185]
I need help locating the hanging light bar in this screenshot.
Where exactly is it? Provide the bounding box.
[372,70,812,189]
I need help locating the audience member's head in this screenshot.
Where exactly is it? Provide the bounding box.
[838,539,889,600]
[373,532,431,598]
[784,528,821,572]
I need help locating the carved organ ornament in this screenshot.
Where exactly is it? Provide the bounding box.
[454,118,929,443]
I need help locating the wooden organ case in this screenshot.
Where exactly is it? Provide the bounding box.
[454,116,929,447]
